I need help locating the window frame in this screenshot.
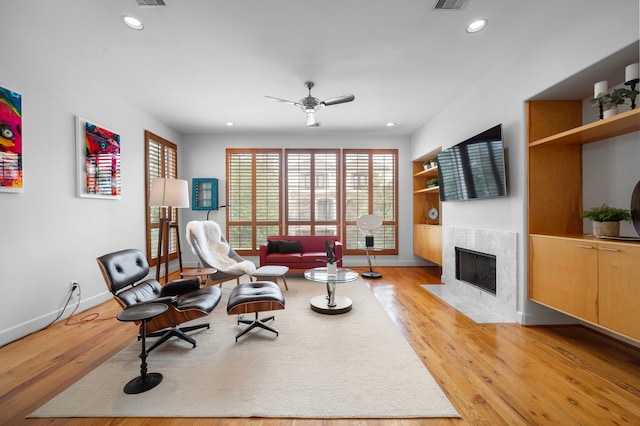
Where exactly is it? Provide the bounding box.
[284,149,341,237]
[342,149,398,256]
[226,149,282,256]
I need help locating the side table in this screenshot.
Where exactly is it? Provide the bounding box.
[181,266,217,285]
[304,267,359,315]
[117,303,168,394]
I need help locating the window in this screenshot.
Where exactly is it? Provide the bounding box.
[343,150,398,255]
[145,131,178,266]
[227,149,281,255]
[226,148,397,256]
[285,150,340,236]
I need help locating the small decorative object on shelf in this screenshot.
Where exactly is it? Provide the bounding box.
[581,203,632,237]
[591,86,634,119]
[624,63,639,109]
[423,158,437,170]
[325,240,337,275]
[427,178,438,188]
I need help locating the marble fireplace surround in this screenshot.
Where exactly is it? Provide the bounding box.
[423,226,518,323]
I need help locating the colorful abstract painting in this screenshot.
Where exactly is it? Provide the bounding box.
[76,116,121,199]
[0,86,23,193]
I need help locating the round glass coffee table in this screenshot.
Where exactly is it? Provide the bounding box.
[304,267,359,315]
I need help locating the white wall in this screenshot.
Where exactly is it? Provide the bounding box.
[0,29,182,346]
[410,4,639,324]
[178,133,421,268]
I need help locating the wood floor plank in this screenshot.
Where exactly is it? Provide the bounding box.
[1,266,640,425]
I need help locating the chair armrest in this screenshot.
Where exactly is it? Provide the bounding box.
[161,277,201,296]
[259,242,269,265]
[136,295,178,306]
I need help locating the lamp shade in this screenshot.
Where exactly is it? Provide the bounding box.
[149,178,190,208]
[357,214,382,235]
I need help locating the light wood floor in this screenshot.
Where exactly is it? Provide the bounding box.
[2,266,640,425]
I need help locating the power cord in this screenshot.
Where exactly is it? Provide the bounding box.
[64,284,102,325]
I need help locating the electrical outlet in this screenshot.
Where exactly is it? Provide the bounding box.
[70,280,79,292]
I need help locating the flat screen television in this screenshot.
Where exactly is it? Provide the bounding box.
[436,124,507,202]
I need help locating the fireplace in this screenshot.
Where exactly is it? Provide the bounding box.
[455,247,496,295]
[437,226,518,323]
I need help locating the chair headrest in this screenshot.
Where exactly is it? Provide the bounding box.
[96,249,150,294]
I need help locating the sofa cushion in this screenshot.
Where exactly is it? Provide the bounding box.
[300,252,327,264]
[278,240,303,253]
[265,252,302,263]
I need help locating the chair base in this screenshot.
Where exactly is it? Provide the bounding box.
[144,323,210,353]
[235,312,278,342]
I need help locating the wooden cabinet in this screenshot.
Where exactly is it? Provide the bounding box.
[413,149,442,264]
[530,235,640,341]
[413,224,442,265]
[527,102,640,341]
[529,235,598,322]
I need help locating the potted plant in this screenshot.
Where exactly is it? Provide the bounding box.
[591,88,636,118]
[427,178,438,188]
[581,203,631,237]
[423,158,436,170]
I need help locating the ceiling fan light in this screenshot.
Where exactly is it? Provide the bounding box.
[306,113,316,126]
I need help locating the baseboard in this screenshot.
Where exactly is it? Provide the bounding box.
[0,291,112,348]
[517,310,579,326]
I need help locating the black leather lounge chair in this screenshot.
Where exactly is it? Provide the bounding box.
[97,248,222,352]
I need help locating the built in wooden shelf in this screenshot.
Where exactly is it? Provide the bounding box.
[529,108,640,147]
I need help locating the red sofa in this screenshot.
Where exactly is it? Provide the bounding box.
[259,235,343,270]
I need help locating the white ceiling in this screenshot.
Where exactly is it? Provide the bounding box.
[3,0,637,135]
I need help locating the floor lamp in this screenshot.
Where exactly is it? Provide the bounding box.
[357,214,383,278]
[149,178,190,282]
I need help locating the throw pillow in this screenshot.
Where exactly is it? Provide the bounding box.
[267,240,281,253]
[279,240,302,253]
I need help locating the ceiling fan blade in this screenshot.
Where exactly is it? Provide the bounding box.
[306,112,318,127]
[321,94,355,106]
[264,95,298,105]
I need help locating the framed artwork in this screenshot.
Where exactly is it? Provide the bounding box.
[0,85,23,193]
[75,116,121,199]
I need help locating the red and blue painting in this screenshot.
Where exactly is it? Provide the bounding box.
[0,86,22,192]
[76,117,121,199]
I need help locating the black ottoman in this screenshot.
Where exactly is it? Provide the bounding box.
[226,281,285,341]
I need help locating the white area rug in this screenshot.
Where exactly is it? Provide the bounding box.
[31,278,459,419]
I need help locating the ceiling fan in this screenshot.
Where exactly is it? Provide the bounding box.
[265,81,355,127]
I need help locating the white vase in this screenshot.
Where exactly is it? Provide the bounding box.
[603,107,618,119]
[326,262,337,275]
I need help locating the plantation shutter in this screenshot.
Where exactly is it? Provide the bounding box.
[227,149,281,254]
[145,131,178,265]
[343,150,397,254]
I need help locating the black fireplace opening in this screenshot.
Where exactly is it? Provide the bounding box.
[455,247,497,295]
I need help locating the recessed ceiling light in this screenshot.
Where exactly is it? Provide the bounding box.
[386,122,396,127]
[225,122,235,127]
[466,19,487,33]
[122,16,144,30]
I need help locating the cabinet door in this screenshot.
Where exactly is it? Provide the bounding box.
[529,236,598,322]
[413,225,429,259]
[426,225,442,265]
[598,242,640,340]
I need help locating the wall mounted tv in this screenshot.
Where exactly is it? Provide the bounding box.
[436,124,507,202]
